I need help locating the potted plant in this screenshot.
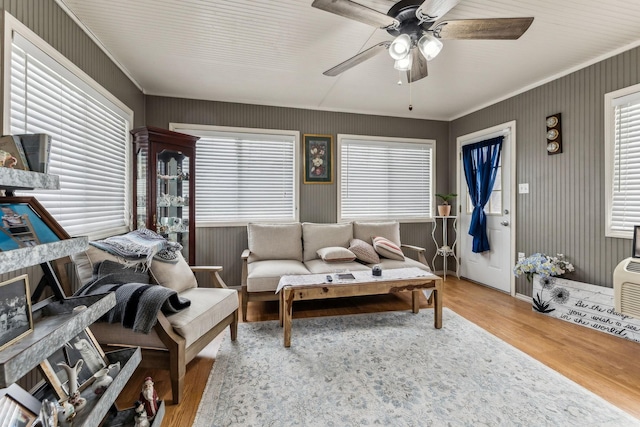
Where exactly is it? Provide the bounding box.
[435,193,457,216]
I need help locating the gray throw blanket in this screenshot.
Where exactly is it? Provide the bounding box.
[90,228,183,268]
[75,261,190,334]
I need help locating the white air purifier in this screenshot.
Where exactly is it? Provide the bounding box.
[613,257,640,319]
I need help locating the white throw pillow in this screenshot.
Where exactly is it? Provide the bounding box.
[349,238,380,264]
[372,236,405,261]
[302,222,353,262]
[317,246,356,263]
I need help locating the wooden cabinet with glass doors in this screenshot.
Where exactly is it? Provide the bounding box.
[131,126,199,264]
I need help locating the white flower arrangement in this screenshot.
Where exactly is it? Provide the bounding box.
[513,253,575,281]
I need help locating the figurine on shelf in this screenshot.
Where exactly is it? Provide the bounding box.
[139,376,160,420]
[133,400,150,427]
[56,400,76,427]
[157,193,171,207]
[57,360,86,411]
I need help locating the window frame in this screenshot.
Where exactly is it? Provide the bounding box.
[3,12,134,240]
[170,123,300,227]
[604,82,640,239]
[337,133,436,223]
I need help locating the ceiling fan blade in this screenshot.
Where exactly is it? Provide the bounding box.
[312,0,399,29]
[433,18,534,40]
[416,0,460,22]
[406,49,428,83]
[323,41,391,76]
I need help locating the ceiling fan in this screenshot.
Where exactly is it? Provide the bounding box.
[312,0,534,83]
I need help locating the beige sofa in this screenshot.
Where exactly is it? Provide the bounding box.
[240,221,431,321]
[72,246,239,404]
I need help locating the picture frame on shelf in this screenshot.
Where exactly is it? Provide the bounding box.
[303,134,333,184]
[0,384,39,427]
[0,274,33,352]
[0,135,29,171]
[0,196,70,251]
[39,328,108,400]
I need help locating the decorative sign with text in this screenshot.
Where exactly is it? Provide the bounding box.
[532,275,640,344]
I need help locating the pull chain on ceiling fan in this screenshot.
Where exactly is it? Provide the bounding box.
[312,0,534,83]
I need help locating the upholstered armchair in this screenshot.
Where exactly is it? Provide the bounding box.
[71,246,238,404]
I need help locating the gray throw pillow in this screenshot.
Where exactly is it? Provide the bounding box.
[349,238,380,264]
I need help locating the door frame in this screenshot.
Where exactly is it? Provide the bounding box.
[455,120,517,296]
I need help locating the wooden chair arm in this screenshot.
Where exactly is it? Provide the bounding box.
[189,265,228,288]
[401,244,429,266]
[241,249,250,286]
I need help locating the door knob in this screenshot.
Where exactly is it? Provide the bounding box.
[504,209,509,214]
[500,220,509,226]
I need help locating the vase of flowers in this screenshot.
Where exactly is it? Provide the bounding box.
[513,253,575,313]
[513,253,575,282]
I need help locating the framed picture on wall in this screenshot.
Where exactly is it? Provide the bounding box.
[303,134,333,184]
[633,225,640,258]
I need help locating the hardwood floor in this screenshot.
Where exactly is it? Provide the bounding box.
[117,277,640,426]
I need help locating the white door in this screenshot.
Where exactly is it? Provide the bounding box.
[456,121,516,294]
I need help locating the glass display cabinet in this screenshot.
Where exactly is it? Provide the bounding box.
[131,126,199,264]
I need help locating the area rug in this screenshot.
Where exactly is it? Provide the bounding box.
[193,309,639,427]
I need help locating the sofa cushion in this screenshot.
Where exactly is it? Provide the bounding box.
[373,236,405,261]
[304,259,371,274]
[248,223,303,262]
[89,322,165,349]
[302,222,353,262]
[167,287,238,348]
[353,221,401,246]
[247,260,310,292]
[374,257,431,272]
[317,246,356,263]
[149,253,197,293]
[348,238,380,264]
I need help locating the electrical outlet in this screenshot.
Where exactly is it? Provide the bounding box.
[518,252,525,260]
[518,183,529,194]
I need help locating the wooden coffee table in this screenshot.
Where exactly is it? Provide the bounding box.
[277,268,443,347]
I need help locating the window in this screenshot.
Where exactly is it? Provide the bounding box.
[338,134,434,222]
[170,124,299,225]
[605,83,640,238]
[465,157,502,215]
[7,15,133,239]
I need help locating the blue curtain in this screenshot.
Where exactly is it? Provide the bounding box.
[462,136,504,253]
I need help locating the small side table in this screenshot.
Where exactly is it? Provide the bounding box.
[431,216,460,280]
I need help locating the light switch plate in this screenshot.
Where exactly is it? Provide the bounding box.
[518,183,529,194]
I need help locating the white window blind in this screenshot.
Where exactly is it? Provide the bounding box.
[339,135,434,222]
[10,31,131,239]
[608,89,640,236]
[171,125,298,225]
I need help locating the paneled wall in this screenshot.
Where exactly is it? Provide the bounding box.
[146,96,450,286]
[450,46,640,294]
[0,0,145,127]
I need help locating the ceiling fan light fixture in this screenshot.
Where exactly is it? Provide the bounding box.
[394,54,412,71]
[418,33,443,61]
[389,34,411,60]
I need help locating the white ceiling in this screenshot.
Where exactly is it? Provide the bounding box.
[58,0,640,121]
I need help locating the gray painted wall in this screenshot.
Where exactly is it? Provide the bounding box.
[450,46,640,294]
[0,0,145,127]
[146,96,451,286]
